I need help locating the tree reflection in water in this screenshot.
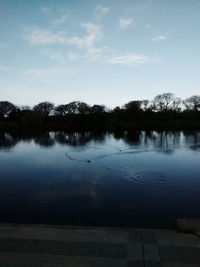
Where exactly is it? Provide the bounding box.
[0,130,200,153]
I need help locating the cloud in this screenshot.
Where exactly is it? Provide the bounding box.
[0,66,13,72]
[24,27,68,45]
[24,67,73,79]
[53,14,68,25]
[119,18,134,29]
[43,49,80,62]
[23,24,150,67]
[68,22,103,49]
[105,54,149,65]
[39,7,51,16]
[152,35,167,42]
[96,5,110,14]
[24,23,105,63]
[24,22,103,49]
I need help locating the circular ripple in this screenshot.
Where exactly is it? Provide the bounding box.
[132,171,182,184]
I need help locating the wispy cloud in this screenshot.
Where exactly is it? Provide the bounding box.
[43,49,80,62]
[53,14,68,25]
[24,22,104,61]
[23,23,150,67]
[0,66,13,72]
[24,67,73,79]
[94,5,110,21]
[96,5,110,14]
[24,22,103,49]
[119,18,134,29]
[152,35,167,42]
[68,22,103,49]
[39,7,51,16]
[105,54,149,65]
[24,27,68,45]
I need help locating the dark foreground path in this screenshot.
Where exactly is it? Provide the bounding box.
[0,224,200,266]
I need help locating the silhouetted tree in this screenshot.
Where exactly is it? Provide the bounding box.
[124,100,142,113]
[112,106,122,113]
[183,95,200,111]
[54,102,90,115]
[2,92,200,130]
[77,102,90,114]
[172,98,182,112]
[152,93,176,112]
[0,101,16,118]
[141,100,150,111]
[8,106,21,120]
[113,106,121,111]
[65,101,78,114]
[54,104,68,116]
[89,104,106,114]
[33,101,54,116]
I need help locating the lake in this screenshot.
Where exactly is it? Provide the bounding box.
[0,130,200,228]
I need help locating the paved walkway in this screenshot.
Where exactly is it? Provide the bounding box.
[0,224,200,266]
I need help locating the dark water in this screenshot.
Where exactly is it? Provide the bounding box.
[0,130,200,228]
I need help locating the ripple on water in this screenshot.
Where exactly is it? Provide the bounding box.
[130,171,182,184]
[95,166,131,179]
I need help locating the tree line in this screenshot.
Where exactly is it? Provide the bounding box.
[0,92,200,130]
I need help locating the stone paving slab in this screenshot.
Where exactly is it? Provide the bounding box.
[0,225,199,266]
[0,225,128,243]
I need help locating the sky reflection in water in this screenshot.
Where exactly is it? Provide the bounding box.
[0,130,200,228]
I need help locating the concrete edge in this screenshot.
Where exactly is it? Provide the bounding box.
[0,223,143,232]
[176,219,200,237]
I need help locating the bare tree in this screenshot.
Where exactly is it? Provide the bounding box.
[153,93,176,111]
[183,95,200,111]
[172,97,182,112]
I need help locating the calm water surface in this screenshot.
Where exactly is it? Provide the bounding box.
[0,130,200,228]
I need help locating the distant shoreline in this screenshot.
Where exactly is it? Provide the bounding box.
[1,116,200,131]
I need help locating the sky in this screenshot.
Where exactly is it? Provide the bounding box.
[0,0,200,108]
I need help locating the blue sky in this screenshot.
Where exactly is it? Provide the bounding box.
[0,0,200,107]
